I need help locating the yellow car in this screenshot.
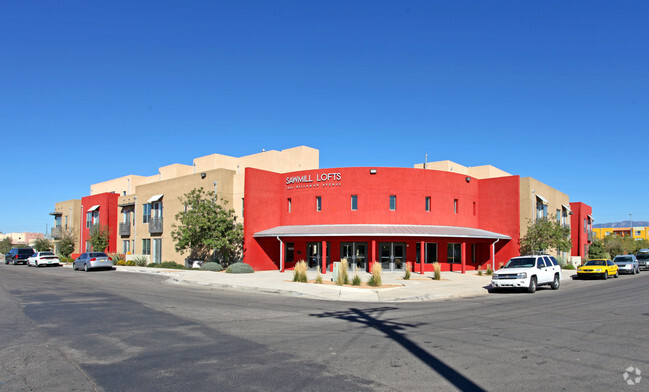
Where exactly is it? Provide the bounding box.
[577,259,618,279]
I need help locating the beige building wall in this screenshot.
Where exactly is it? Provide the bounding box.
[90,175,152,196]
[51,199,82,254]
[519,177,570,258]
[414,160,511,179]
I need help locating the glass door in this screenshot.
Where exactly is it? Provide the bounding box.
[379,242,406,271]
[307,242,321,271]
[341,242,367,272]
[152,239,162,264]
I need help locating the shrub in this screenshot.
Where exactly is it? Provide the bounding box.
[563,264,576,270]
[293,260,308,282]
[125,260,136,266]
[133,255,149,267]
[109,253,125,263]
[201,262,224,272]
[226,262,254,274]
[486,266,494,275]
[116,259,126,266]
[352,274,361,286]
[336,258,349,286]
[147,261,186,269]
[315,272,323,284]
[477,270,483,276]
[367,262,382,287]
[432,262,441,280]
[404,263,411,280]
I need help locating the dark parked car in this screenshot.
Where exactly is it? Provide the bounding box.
[5,248,35,265]
[636,249,649,270]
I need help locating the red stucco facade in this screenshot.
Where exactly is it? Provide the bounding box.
[243,167,522,272]
[79,192,119,255]
[569,202,593,259]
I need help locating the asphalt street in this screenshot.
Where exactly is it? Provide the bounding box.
[1,264,648,391]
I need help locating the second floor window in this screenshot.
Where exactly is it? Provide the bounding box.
[316,196,322,211]
[351,195,357,211]
[390,195,396,211]
[151,201,163,219]
[143,203,151,223]
[425,197,431,212]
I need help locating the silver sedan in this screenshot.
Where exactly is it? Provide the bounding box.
[73,252,114,271]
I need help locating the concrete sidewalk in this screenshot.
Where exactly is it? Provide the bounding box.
[97,265,576,302]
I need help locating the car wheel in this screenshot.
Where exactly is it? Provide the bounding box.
[603,271,608,280]
[72,263,78,271]
[551,274,560,290]
[632,267,636,275]
[84,263,89,272]
[637,267,640,274]
[614,271,619,278]
[35,262,39,268]
[13,259,17,265]
[527,277,537,293]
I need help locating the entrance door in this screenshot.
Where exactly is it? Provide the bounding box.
[307,242,321,271]
[152,238,162,264]
[341,242,367,272]
[379,242,406,271]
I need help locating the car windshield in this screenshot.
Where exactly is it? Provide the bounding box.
[504,257,535,268]
[585,260,605,266]
[89,252,108,258]
[637,253,649,260]
[614,256,632,263]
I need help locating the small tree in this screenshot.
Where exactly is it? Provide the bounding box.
[58,230,76,258]
[520,215,572,255]
[32,238,52,252]
[587,238,608,259]
[0,237,12,254]
[171,188,243,265]
[89,225,110,253]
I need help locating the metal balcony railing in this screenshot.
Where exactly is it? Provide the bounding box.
[149,217,163,234]
[119,222,131,236]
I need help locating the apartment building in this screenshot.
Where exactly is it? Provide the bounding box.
[593,226,649,240]
[58,146,319,264]
[50,199,82,254]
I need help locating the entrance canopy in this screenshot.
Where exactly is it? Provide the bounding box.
[254,224,511,240]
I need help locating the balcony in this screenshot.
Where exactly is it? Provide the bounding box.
[119,223,131,236]
[51,226,62,240]
[149,217,163,234]
[587,231,594,243]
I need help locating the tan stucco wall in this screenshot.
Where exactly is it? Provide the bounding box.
[52,199,82,254]
[519,177,570,257]
[90,175,153,196]
[414,161,512,179]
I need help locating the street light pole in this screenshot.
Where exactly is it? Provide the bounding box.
[629,213,633,239]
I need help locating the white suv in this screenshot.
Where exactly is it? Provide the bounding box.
[491,255,562,293]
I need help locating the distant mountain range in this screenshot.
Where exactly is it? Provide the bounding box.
[593,221,649,228]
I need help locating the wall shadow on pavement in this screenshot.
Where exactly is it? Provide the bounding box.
[311,307,486,392]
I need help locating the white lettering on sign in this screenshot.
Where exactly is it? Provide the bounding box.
[286,172,342,186]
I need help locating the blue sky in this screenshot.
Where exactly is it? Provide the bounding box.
[2,1,648,233]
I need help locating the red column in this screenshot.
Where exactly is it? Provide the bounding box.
[420,240,425,274]
[461,242,467,274]
[280,241,286,272]
[370,240,376,271]
[322,240,327,275]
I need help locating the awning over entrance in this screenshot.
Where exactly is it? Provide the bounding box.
[87,205,100,212]
[147,194,164,203]
[253,224,511,240]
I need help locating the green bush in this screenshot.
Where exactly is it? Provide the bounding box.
[147,261,187,269]
[133,255,149,267]
[226,262,254,274]
[367,262,382,287]
[201,262,224,272]
[315,272,323,284]
[404,263,411,280]
[563,264,576,270]
[125,260,136,266]
[352,274,361,286]
[486,266,494,275]
[477,270,483,276]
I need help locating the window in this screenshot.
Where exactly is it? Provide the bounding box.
[65,215,68,229]
[151,201,163,219]
[390,195,396,211]
[85,241,92,252]
[447,243,461,263]
[86,212,91,228]
[453,199,458,214]
[285,242,294,263]
[536,197,548,221]
[416,242,438,263]
[556,209,561,224]
[143,203,151,223]
[471,243,476,263]
[473,201,476,216]
[425,197,431,212]
[241,198,244,218]
[316,196,322,211]
[122,240,130,254]
[351,195,358,211]
[55,215,62,228]
[288,198,292,213]
[142,239,151,255]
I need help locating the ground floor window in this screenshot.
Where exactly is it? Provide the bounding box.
[416,242,438,263]
[341,242,367,271]
[122,240,131,254]
[447,243,461,263]
[285,242,294,264]
[142,239,151,255]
